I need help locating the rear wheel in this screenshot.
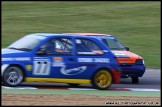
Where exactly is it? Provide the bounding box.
[2,66,24,87]
[132,77,139,84]
[92,69,112,90]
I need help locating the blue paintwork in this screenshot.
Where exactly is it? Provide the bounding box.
[120,65,146,77]
[1,33,121,80]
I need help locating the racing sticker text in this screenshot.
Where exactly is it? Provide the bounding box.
[78,58,110,63]
[60,66,87,75]
[33,58,51,75]
[2,57,31,61]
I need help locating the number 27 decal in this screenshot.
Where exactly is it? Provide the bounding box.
[33,60,51,75]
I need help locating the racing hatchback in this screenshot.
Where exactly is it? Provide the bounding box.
[1,33,121,90]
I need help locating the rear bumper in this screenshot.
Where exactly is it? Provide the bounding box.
[120,64,145,78]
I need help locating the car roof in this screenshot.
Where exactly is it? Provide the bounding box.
[29,33,64,37]
[63,33,112,36]
[28,33,113,40]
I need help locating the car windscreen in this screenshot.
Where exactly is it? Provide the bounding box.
[8,35,45,51]
[102,37,126,50]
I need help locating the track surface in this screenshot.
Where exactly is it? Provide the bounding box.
[19,68,160,90]
[2,68,161,97]
[112,68,161,89]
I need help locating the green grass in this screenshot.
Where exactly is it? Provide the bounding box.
[2,1,160,68]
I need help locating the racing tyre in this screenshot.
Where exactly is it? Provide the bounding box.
[132,77,139,84]
[91,69,112,90]
[68,83,80,87]
[2,66,24,87]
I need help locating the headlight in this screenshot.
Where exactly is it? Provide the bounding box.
[135,59,144,65]
[142,60,145,64]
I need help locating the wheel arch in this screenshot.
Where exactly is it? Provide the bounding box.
[5,64,26,81]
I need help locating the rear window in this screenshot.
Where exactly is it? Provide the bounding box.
[76,38,103,55]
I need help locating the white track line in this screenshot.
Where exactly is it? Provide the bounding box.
[68,88,160,91]
[2,86,160,91]
[2,86,37,89]
[125,88,160,91]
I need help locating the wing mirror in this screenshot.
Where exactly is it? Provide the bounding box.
[125,46,129,51]
[36,49,47,55]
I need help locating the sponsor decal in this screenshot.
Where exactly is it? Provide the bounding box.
[26,65,32,71]
[33,58,51,75]
[52,57,65,67]
[1,58,13,61]
[77,52,96,55]
[60,66,87,75]
[112,51,128,58]
[78,58,110,63]
[94,58,109,63]
[52,57,87,75]
[34,57,50,60]
[113,52,125,56]
[78,58,93,62]
[54,57,62,61]
[2,57,31,61]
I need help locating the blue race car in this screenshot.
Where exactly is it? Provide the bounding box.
[1,33,121,90]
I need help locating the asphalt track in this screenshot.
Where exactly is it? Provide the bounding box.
[112,68,161,89]
[20,68,161,89]
[2,68,161,97]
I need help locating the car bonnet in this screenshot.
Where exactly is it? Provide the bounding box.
[112,50,143,64]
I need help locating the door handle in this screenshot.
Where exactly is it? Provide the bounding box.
[68,58,75,61]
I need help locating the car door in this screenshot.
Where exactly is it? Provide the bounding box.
[74,38,109,79]
[33,37,80,79]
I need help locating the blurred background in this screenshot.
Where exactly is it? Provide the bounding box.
[2,1,160,68]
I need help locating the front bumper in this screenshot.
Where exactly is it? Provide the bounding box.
[120,64,145,78]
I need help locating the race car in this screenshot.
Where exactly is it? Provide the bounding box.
[65,33,146,84]
[1,33,121,90]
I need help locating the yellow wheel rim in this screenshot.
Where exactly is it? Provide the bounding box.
[95,70,112,88]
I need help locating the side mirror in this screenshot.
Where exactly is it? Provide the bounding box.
[36,50,47,55]
[125,46,129,51]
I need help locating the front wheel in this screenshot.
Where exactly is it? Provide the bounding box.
[2,66,24,87]
[91,69,112,90]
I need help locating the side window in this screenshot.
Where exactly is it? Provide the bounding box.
[105,39,118,48]
[40,38,73,55]
[76,38,103,55]
[102,38,125,50]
